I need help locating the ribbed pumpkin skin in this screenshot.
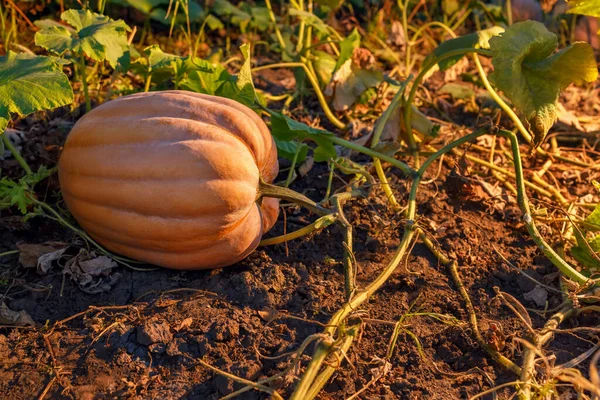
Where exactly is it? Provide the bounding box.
[59,91,279,270]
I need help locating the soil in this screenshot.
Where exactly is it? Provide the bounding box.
[2,114,599,399]
[2,10,600,400]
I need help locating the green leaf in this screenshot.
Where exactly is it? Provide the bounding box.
[439,82,476,99]
[35,10,131,68]
[567,0,600,18]
[215,43,257,107]
[145,44,181,70]
[0,52,73,126]
[289,8,329,35]
[0,105,8,134]
[180,59,230,95]
[312,50,337,88]
[489,21,598,146]
[273,138,309,162]
[572,230,600,273]
[426,26,504,71]
[335,28,360,71]
[271,112,336,162]
[249,7,271,31]
[114,0,204,24]
[204,14,225,30]
[212,0,251,27]
[583,203,600,231]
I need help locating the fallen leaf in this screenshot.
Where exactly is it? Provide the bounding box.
[389,21,406,48]
[0,301,35,326]
[524,285,548,307]
[556,102,584,131]
[258,307,279,322]
[175,317,194,332]
[325,48,383,111]
[17,242,68,271]
[298,156,314,177]
[64,249,120,294]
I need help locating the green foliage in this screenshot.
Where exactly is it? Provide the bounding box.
[212,0,270,32]
[571,182,600,274]
[312,50,337,88]
[273,138,309,163]
[35,10,130,68]
[270,112,337,162]
[335,28,361,71]
[489,21,598,146]
[0,52,73,133]
[567,0,600,18]
[0,167,51,214]
[111,0,204,24]
[426,26,504,71]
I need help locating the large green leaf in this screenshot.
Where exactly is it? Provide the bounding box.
[180,59,230,95]
[271,112,336,162]
[567,0,600,17]
[0,52,73,133]
[425,26,504,71]
[489,21,598,146]
[35,10,130,68]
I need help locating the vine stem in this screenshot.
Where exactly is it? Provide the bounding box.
[498,130,591,285]
[259,214,337,246]
[472,53,595,169]
[369,78,411,211]
[264,0,287,52]
[518,305,574,399]
[290,129,490,399]
[403,48,491,153]
[1,132,32,175]
[253,62,346,129]
[258,179,329,216]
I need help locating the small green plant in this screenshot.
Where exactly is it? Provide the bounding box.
[0,51,73,215]
[34,9,131,112]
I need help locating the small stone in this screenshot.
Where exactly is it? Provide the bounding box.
[137,320,173,346]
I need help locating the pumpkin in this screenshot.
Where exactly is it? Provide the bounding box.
[58,90,280,270]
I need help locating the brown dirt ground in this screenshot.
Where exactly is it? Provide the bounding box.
[2,119,599,399]
[1,23,600,400]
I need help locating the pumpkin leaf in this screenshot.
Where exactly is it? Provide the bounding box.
[426,25,504,71]
[0,52,73,134]
[181,59,230,95]
[571,230,600,273]
[273,138,309,162]
[270,112,336,162]
[35,10,131,68]
[312,50,337,88]
[567,0,600,18]
[212,0,252,31]
[289,8,329,35]
[145,44,182,71]
[489,21,598,147]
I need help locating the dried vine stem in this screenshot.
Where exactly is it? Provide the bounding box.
[518,305,574,400]
[290,129,492,399]
[418,231,522,375]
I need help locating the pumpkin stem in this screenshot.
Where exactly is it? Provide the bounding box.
[258,180,329,216]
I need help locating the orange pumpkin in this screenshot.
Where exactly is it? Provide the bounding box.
[59,91,279,270]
